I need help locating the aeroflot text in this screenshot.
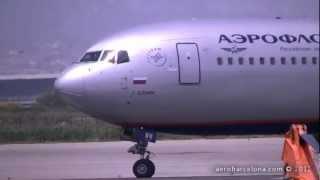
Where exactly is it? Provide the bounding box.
[219,34,320,44]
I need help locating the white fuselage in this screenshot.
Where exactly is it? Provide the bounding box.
[55,20,319,129]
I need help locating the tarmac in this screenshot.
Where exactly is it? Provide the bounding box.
[0,137,312,180]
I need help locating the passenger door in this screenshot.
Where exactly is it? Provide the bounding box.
[176,43,201,84]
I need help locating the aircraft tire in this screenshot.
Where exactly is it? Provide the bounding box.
[133,159,155,178]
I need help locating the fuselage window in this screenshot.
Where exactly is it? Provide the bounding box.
[238,57,244,65]
[117,50,130,64]
[312,57,318,65]
[301,57,307,65]
[101,50,116,64]
[217,57,223,65]
[228,57,233,65]
[249,57,254,65]
[259,57,265,65]
[270,57,276,65]
[291,57,297,65]
[80,51,102,62]
[281,57,286,65]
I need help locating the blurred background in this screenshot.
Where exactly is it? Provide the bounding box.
[0,0,319,143]
[0,0,318,75]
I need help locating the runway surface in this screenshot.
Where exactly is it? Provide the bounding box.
[0,137,314,180]
[66,176,282,180]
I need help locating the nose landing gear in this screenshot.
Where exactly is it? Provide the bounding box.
[133,158,155,178]
[126,127,157,178]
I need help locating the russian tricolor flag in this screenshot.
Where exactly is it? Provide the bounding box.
[133,77,147,85]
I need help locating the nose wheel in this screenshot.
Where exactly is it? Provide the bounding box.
[126,127,157,178]
[133,159,155,178]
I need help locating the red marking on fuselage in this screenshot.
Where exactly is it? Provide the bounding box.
[133,80,146,84]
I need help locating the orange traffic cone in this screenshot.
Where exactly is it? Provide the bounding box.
[282,124,319,180]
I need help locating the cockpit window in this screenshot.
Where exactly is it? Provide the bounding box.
[80,51,101,62]
[101,50,116,64]
[117,50,130,64]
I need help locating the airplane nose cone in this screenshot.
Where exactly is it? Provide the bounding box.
[54,73,83,96]
[54,77,65,94]
[54,66,86,108]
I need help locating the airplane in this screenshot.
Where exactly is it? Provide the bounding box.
[54,19,319,178]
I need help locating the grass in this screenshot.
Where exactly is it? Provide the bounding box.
[0,91,121,144]
[0,110,122,143]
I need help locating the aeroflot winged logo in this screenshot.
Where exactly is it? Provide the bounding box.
[221,46,247,54]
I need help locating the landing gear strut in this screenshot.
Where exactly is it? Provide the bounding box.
[126,127,157,178]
